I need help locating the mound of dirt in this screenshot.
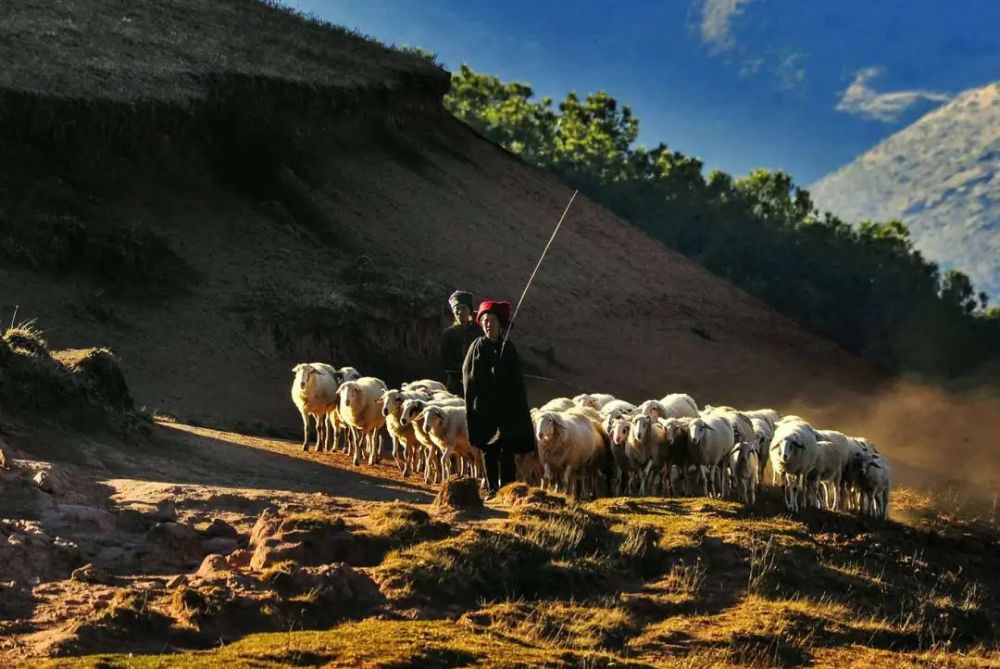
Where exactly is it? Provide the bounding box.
[51,348,133,412]
[0,321,145,437]
[434,476,483,512]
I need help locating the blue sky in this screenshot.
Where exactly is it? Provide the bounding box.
[288,0,998,186]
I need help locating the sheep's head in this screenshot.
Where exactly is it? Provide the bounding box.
[608,416,630,445]
[293,364,317,390]
[339,382,362,408]
[338,367,360,384]
[604,407,625,421]
[535,412,563,443]
[381,390,402,417]
[689,418,713,444]
[780,437,806,465]
[630,415,651,442]
[422,406,444,434]
[731,441,754,465]
[863,456,885,483]
[662,417,685,441]
[399,399,426,427]
[640,400,663,420]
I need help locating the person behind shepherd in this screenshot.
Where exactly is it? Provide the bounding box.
[462,299,535,495]
[440,290,481,396]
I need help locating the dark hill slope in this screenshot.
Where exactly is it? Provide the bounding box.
[0,0,879,434]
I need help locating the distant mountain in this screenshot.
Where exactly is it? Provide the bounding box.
[811,83,999,299]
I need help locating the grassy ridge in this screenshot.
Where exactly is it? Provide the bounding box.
[0,0,446,104]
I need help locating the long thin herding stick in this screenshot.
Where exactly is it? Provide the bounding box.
[500,189,579,358]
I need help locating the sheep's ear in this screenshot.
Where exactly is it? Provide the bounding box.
[704,424,715,431]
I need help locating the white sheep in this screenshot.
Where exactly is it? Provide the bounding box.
[729,441,759,504]
[402,379,447,393]
[572,393,617,411]
[337,377,388,466]
[703,406,755,447]
[769,419,820,513]
[808,440,850,510]
[743,408,780,431]
[603,414,633,496]
[687,414,735,497]
[538,397,576,412]
[381,389,431,475]
[659,393,699,417]
[625,414,671,495]
[323,366,363,453]
[535,407,605,498]
[750,416,774,483]
[661,417,695,496]
[639,394,700,421]
[856,452,891,520]
[599,399,637,420]
[422,405,482,480]
[291,363,340,452]
[400,396,464,483]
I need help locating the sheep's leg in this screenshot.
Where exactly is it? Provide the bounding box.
[564,466,576,499]
[391,436,401,471]
[316,416,326,452]
[300,411,310,451]
[351,428,362,467]
[423,448,434,484]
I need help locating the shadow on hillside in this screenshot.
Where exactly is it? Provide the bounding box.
[105,423,435,504]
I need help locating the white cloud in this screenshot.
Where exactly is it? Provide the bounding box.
[699,0,752,53]
[836,66,950,122]
[775,52,806,90]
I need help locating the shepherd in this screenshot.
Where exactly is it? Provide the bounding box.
[462,299,535,494]
[440,290,480,396]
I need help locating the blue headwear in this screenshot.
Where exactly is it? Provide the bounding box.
[448,290,474,309]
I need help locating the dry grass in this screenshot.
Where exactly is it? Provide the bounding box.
[376,503,660,607]
[32,489,1000,666]
[462,599,637,651]
[0,0,444,104]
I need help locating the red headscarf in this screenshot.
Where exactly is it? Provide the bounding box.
[476,300,512,328]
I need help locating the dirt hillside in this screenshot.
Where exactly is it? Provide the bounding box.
[0,1,881,438]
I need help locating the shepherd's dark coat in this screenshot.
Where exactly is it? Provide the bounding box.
[462,335,535,454]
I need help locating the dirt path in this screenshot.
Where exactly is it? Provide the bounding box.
[125,422,437,503]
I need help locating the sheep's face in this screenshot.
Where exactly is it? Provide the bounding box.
[631,415,651,442]
[642,402,663,420]
[297,365,316,390]
[732,442,754,467]
[536,414,559,443]
[610,417,630,445]
[422,408,443,434]
[399,400,425,427]
[690,419,707,444]
[780,438,806,464]
[381,391,400,417]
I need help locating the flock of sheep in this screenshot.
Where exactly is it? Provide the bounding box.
[291,363,892,519]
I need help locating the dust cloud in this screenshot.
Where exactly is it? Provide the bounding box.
[784,379,999,498]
